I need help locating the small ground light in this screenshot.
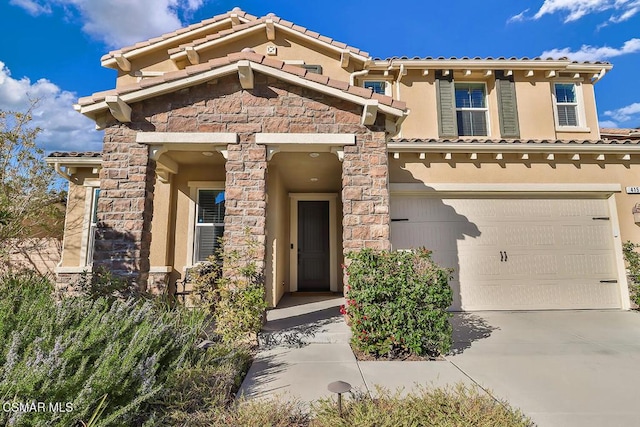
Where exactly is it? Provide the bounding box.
[327,380,352,417]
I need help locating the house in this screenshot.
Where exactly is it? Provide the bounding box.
[47,8,640,311]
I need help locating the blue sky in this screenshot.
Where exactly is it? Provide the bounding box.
[1,0,638,153]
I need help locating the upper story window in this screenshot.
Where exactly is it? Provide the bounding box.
[554,83,579,127]
[455,83,488,136]
[363,80,391,96]
[195,189,225,263]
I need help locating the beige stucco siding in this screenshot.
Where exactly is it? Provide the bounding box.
[169,163,226,281]
[265,165,289,307]
[389,158,640,243]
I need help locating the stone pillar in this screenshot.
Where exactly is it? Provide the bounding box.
[93,125,155,291]
[342,129,391,252]
[223,136,267,272]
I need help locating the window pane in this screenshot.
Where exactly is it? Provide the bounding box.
[364,81,386,95]
[198,190,225,224]
[555,84,576,103]
[91,189,100,224]
[457,111,487,136]
[557,105,578,126]
[455,83,486,108]
[196,225,224,262]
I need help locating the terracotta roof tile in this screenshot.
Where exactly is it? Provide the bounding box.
[169,12,369,58]
[81,51,404,111]
[373,56,611,65]
[48,151,102,158]
[600,127,640,137]
[390,138,640,145]
[103,9,257,60]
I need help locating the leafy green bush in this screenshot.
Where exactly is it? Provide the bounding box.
[194,229,267,344]
[0,272,209,426]
[344,248,453,357]
[311,383,533,427]
[623,241,640,306]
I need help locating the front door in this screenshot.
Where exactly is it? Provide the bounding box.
[297,200,330,291]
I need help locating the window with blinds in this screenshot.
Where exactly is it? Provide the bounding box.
[363,80,388,95]
[554,83,579,127]
[195,189,225,262]
[455,83,488,136]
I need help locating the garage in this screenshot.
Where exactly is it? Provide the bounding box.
[390,194,624,311]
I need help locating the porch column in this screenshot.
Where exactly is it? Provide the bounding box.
[93,125,155,290]
[223,136,267,271]
[342,129,391,252]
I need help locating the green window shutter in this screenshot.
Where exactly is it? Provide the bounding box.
[496,72,520,138]
[436,71,458,138]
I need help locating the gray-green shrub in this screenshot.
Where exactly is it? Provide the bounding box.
[623,241,640,306]
[344,248,453,357]
[0,272,208,426]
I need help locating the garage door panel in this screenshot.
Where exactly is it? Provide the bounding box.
[390,196,622,310]
[462,280,621,310]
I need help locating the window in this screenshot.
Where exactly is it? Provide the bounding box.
[455,83,488,136]
[363,80,390,96]
[554,83,579,127]
[86,188,100,265]
[194,189,225,262]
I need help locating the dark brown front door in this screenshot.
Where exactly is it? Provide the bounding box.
[297,201,330,291]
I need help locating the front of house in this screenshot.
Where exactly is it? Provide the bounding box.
[47,8,640,311]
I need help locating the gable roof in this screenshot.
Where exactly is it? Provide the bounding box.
[100,8,257,69]
[167,13,369,64]
[77,50,407,127]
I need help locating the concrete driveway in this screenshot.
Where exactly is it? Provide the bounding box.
[447,310,640,427]
[240,296,640,427]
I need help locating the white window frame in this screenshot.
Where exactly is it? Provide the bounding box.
[80,183,100,266]
[363,79,392,96]
[187,181,225,266]
[552,81,590,132]
[454,82,490,137]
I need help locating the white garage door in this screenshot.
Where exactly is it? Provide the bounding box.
[390,196,622,311]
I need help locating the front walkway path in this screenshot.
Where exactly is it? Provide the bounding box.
[238,295,640,427]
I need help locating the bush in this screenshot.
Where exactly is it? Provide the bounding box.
[311,383,533,427]
[0,272,210,426]
[193,228,267,345]
[344,248,453,357]
[623,241,640,306]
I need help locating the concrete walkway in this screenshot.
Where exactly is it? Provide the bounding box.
[238,295,640,427]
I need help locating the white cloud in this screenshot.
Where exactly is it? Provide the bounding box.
[540,38,640,61]
[507,9,530,23]
[9,0,51,15]
[0,61,102,153]
[10,0,208,48]
[529,0,640,23]
[604,102,640,123]
[598,119,618,127]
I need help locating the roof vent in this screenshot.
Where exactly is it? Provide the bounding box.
[241,47,256,53]
[232,7,242,12]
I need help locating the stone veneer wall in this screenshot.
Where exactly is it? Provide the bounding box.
[64,73,391,293]
[93,125,155,290]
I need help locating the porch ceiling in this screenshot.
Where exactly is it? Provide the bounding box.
[164,150,226,165]
[270,152,342,193]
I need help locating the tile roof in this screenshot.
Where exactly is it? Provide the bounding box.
[101,8,258,61]
[373,56,611,65]
[48,152,102,158]
[79,50,405,110]
[390,138,640,145]
[168,13,368,58]
[600,127,640,137]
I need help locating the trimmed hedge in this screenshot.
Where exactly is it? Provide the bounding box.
[344,248,453,357]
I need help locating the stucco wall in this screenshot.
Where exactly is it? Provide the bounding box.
[389,157,640,243]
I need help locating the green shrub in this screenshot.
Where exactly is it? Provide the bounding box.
[344,248,453,357]
[311,383,534,427]
[623,241,640,306]
[194,229,267,344]
[0,272,209,426]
